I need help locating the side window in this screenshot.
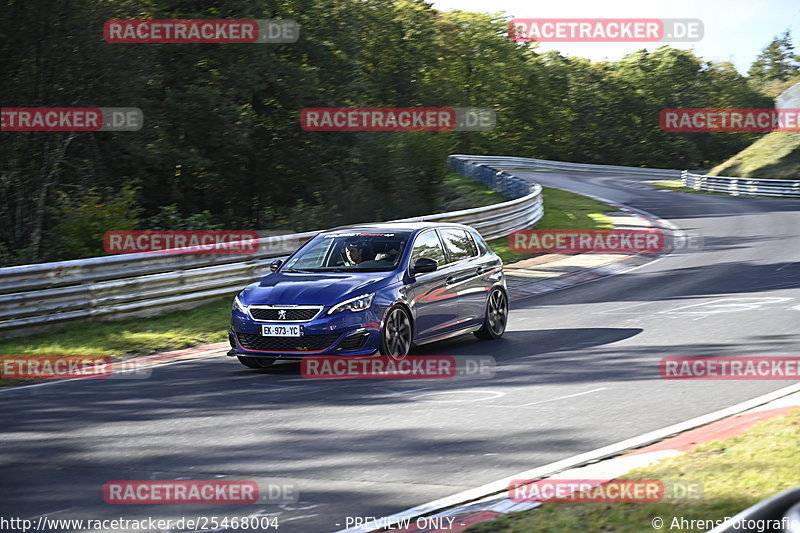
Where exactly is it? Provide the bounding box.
[440,229,478,262]
[410,230,446,266]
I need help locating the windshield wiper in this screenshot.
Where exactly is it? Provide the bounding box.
[281,268,314,273]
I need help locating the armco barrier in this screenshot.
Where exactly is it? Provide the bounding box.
[0,159,542,338]
[451,154,684,179]
[682,170,800,198]
[453,153,799,198]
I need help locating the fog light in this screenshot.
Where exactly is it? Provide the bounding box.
[338,332,369,350]
[228,330,237,349]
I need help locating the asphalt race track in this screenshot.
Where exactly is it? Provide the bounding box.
[2,170,799,532]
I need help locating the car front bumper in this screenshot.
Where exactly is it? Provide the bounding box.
[228,306,384,360]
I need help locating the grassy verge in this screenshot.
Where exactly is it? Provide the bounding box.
[440,172,509,210]
[0,176,616,382]
[466,408,800,533]
[651,179,720,195]
[0,296,232,385]
[709,131,800,180]
[488,186,616,264]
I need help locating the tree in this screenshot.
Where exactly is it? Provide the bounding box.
[0,0,776,265]
[748,30,800,83]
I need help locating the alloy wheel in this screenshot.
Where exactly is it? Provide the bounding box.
[487,289,508,336]
[383,307,412,360]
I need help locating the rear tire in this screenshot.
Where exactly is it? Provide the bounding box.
[237,356,276,369]
[379,305,413,361]
[474,288,508,340]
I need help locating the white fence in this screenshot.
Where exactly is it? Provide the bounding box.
[682,171,800,198]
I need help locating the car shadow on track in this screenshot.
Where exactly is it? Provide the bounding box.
[235,327,641,369]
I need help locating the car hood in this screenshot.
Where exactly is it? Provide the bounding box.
[239,271,397,307]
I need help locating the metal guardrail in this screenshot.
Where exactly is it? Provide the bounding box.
[453,153,800,198]
[0,159,543,338]
[451,154,684,178]
[682,170,800,198]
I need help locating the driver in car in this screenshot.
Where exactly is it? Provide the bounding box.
[343,243,365,265]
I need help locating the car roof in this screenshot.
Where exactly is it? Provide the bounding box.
[323,221,477,234]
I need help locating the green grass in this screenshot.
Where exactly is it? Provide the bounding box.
[465,408,800,533]
[652,180,692,191]
[440,172,509,210]
[709,131,800,180]
[488,187,616,264]
[0,176,615,383]
[0,296,232,385]
[536,187,615,230]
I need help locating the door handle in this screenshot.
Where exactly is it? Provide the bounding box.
[445,276,455,285]
[475,266,484,275]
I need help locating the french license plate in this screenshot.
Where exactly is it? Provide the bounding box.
[261,324,302,337]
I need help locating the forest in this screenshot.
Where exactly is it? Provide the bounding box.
[2,0,798,265]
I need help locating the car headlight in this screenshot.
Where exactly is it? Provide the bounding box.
[232,295,248,315]
[327,293,375,315]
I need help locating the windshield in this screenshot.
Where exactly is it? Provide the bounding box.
[282,231,411,272]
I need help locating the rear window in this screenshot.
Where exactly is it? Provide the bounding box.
[470,229,490,254]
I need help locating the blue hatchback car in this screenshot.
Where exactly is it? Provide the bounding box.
[228,222,508,368]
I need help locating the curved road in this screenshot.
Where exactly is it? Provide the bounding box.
[1,170,799,532]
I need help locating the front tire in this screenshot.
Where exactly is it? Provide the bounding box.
[380,305,413,360]
[474,288,508,340]
[237,356,276,369]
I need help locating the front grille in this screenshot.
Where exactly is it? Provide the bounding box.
[249,307,321,322]
[237,332,340,352]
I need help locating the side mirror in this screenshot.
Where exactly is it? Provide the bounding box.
[270,259,283,272]
[411,257,438,275]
